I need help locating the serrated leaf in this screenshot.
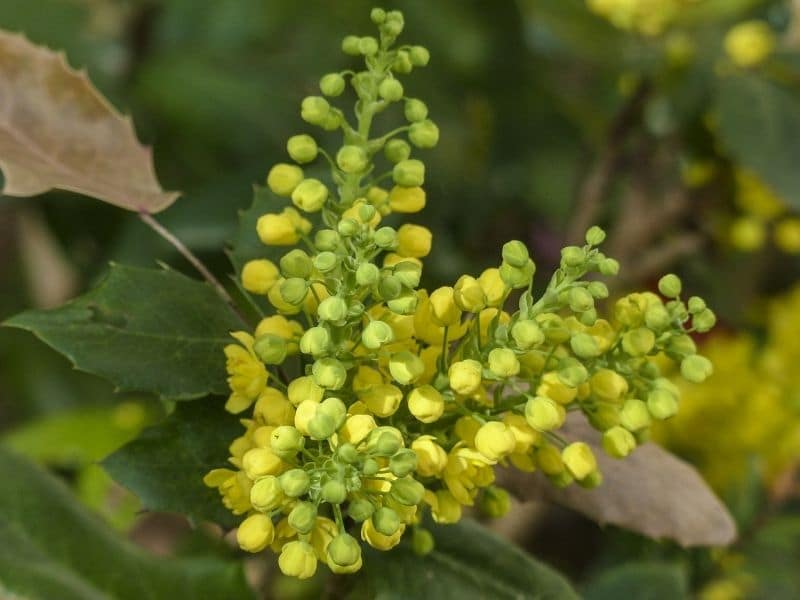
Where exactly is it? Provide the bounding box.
[103,398,242,528]
[4,264,243,400]
[0,30,178,211]
[351,518,578,600]
[499,414,737,547]
[583,562,690,600]
[0,446,253,600]
[716,73,800,210]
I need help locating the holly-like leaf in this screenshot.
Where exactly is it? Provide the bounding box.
[716,73,800,210]
[0,446,253,600]
[0,30,178,212]
[499,414,737,547]
[583,562,690,600]
[351,518,578,600]
[4,264,243,400]
[103,398,242,528]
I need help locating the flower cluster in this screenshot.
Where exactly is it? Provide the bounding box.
[204,8,714,579]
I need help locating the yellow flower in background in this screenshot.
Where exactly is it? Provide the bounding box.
[724,20,776,68]
[224,332,268,413]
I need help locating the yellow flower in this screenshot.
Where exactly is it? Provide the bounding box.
[590,368,629,403]
[361,518,405,550]
[411,435,448,476]
[224,332,268,413]
[407,385,445,423]
[338,414,377,445]
[255,316,303,354]
[396,224,432,258]
[443,445,495,505]
[448,359,483,395]
[474,421,516,461]
[278,540,318,579]
[253,387,295,426]
[562,442,598,481]
[537,371,577,405]
[730,216,766,252]
[203,468,252,514]
[774,218,800,254]
[237,513,275,552]
[267,163,304,196]
[428,489,463,524]
[242,259,280,294]
[242,447,286,479]
[724,21,775,68]
[478,268,507,307]
[453,275,486,312]
[257,207,312,245]
[428,286,462,326]
[359,383,403,417]
[287,375,325,406]
[388,185,426,213]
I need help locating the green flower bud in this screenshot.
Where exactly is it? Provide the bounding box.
[387,292,418,315]
[308,412,336,440]
[384,138,411,163]
[291,178,328,213]
[300,96,330,126]
[687,296,706,314]
[373,226,398,249]
[393,50,413,74]
[478,486,510,518]
[389,350,425,385]
[319,73,345,97]
[321,480,347,504]
[337,443,359,464]
[280,249,313,279]
[341,35,361,55]
[409,119,439,148]
[378,275,403,300]
[645,304,671,331]
[318,296,349,322]
[579,309,598,326]
[393,159,425,187]
[362,457,380,476]
[327,533,361,567]
[299,326,331,357]
[587,403,620,431]
[279,468,311,498]
[271,426,305,454]
[693,309,716,333]
[280,277,309,305]
[409,45,430,67]
[511,320,544,349]
[570,332,600,359]
[602,426,637,458]
[348,498,374,521]
[372,507,400,536]
[647,389,678,419]
[680,354,713,383]
[384,11,404,35]
[336,218,359,238]
[598,257,620,276]
[577,471,603,489]
[537,313,571,344]
[622,327,656,356]
[411,528,434,556]
[373,431,402,456]
[558,358,589,387]
[585,226,606,246]
[370,7,386,23]
[393,261,422,289]
[358,36,379,56]
[587,281,609,299]
[658,273,682,298]
[362,320,395,349]
[500,260,535,289]
[336,145,368,174]
[318,397,347,429]
[525,396,564,431]
[389,448,417,477]
[315,229,340,251]
[404,98,428,122]
[358,203,376,222]
[355,263,380,287]
[390,477,425,506]
[312,358,347,390]
[250,475,284,512]
[667,333,697,357]
[288,501,317,534]
[619,399,651,431]
[313,251,338,273]
[287,134,318,164]
[488,347,520,378]
[568,287,594,313]
[502,240,529,268]
[253,334,288,365]
[379,78,404,102]
[561,246,584,268]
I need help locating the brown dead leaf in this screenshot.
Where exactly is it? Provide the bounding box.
[0,30,178,212]
[499,414,737,547]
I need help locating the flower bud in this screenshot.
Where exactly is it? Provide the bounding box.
[387,291,418,315]
[308,412,337,440]
[568,287,594,313]
[362,320,394,350]
[291,178,328,212]
[384,138,411,163]
[562,442,597,480]
[693,309,716,333]
[388,185,426,213]
[407,385,444,423]
[598,257,620,276]
[341,35,361,55]
[396,224,432,258]
[499,260,535,289]
[279,249,311,279]
[378,275,402,301]
[412,528,434,555]
[319,72,345,97]
[602,426,637,458]
[619,399,651,431]
[299,326,331,358]
[590,369,628,403]
[448,359,483,395]
[250,475,284,512]
[348,498,375,522]
[404,98,428,123]
[409,119,439,148]
[311,251,336,274]
[390,477,425,506]
[558,358,589,387]
[389,351,425,385]
[585,226,606,246]
[267,163,304,197]
[390,448,419,477]
[286,134,318,164]
[687,296,706,314]
[288,501,317,534]
[358,36,379,55]
[337,145,368,173]
[647,389,678,419]
[300,96,330,126]
[411,436,445,476]
[378,77,404,101]
[328,533,362,568]
[280,277,309,305]
[645,304,671,330]
[658,273,682,298]
[429,286,462,326]
[680,354,713,383]
[370,7,386,23]
[317,296,348,323]
[511,320,544,349]
[237,514,275,553]
[242,447,284,479]
[372,507,400,536]
[487,348,520,378]
[478,486,511,518]
[525,396,564,431]
[271,425,304,454]
[393,159,425,187]
[535,444,565,476]
[373,225,398,248]
[409,45,430,66]
[242,259,279,294]
[278,540,317,579]
[622,327,656,356]
[474,421,516,461]
[561,246,584,268]
[253,334,287,365]
[315,229,341,251]
[724,20,775,68]
[278,468,310,498]
[587,281,609,299]
[394,261,422,289]
[287,375,324,406]
[362,457,379,476]
[452,275,485,312]
[321,480,347,504]
[570,332,600,359]
[360,384,403,417]
[501,240,529,268]
[339,414,377,445]
[355,262,380,287]
[312,358,347,390]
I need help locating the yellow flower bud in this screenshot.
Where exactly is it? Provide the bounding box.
[448,359,483,395]
[430,489,462,524]
[474,421,516,461]
[294,399,320,436]
[454,416,481,445]
[361,518,405,550]
[254,388,295,426]
[535,444,565,476]
[242,447,285,480]
[478,268,507,307]
[730,216,766,251]
[287,375,324,407]
[562,442,597,480]
[590,369,629,403]
[775,218,800,254]
[255,316,303,354]
[388,185,426,213]
[411,435,448,476]
[257,208,311,246]
[537,372,577,405]
[389,350,425,385]
[724,20,775,68]
[359,383,403,417]
[602,426,637,458]
[250,475,284,512]
[291,178,328,212]
[237,513,275,552]
[278,540,318,579]
[396,224,432,258]
[407,385,445,423]
[525,395,565,431]
[622,327,656,356]
[338,414,377,445]
[453,274,486,312]
[428,286,462,326]
[242,259,280,295]
[503,413,540,453]
[487,348,520,378]
[267,163,303,196]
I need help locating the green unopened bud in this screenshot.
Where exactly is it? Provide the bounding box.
[318,397,347,429]
[693,309,716,332]
[271,426,305,454]
[558,358,589,387]
[373,431,402,456]
[488,347,520,378]
[409,119,439,148]
[585,226,606,246]
[292,178,328,213]
[393,50,413,73]
[337,145,368,174]
[393,159,425,187]
[279,468,311,498]
[687,296,706,314]
[300,96,330,126]
[587,281,609,299]
[358,36,379,56]
[321,480,347,504]
[667,333,696,357]
[378,275,402,300]
[315,229,340,251]
[379,78,404,102]
[390,477,425,506]
[280,249,312,278]
[356,263,381,287]
[645,304,671,330]
[525,396,564,431]
[337,443,359,464]
[404,98,428,122]
[389,448,418,477]
[341,35,361,55]
[586,403,620,431]
[308,412,336,440]
[561,246,584,268]
[409,45,430,66]
[312,358,347,390]
[619,399,651,431]
[313,251,338,273]
[602,426,637,458]
[286,134,318,164]
[253,334,288,365]
[511,320,544,349]
[299,326,331,357]
[318,296,348,322]
[384,138,411,163]
[500,260,535,289]
[411,527,434,555]
[372,507,400,536]
[568,287,594,313]
[387,291,418,315]
[598,257,620,276]
[658,273,682,297]
[647,389,678,419]
[478,486,511,518]
[393,261,422,288]
[362,320,395,349]
[579,308,598,326]
[537,313,571,344]
[319,73,345,97]
[358,203,376,222]
[338,219,359,239]
[389,350,425,385]
[622,327,656,356]
[373,226,398,249]
[681,354,713,383]
[280,278,309,305]
[362,457,380,476]
[501,240,529,268]
[288,501,317,534]
[348,498,374,521]
[328,533,361,567]
[370,7,386,23]
[570,332,601,358]
[250,476,284,512]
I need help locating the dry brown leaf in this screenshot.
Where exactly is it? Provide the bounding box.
[0,30,178,212]
[499,414,737,547]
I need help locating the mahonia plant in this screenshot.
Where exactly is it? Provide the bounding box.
[203,8,716,579]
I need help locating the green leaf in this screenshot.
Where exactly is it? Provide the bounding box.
[103,397,242,528]
[716,73,800,210]
[4,264,243,400]
[0,446,253,600]
[352,519,578,599]
[583,562,690,600]
[742,516,800,599]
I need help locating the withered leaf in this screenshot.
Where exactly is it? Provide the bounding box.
[0,30,178,212]
[499,414,737,547]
